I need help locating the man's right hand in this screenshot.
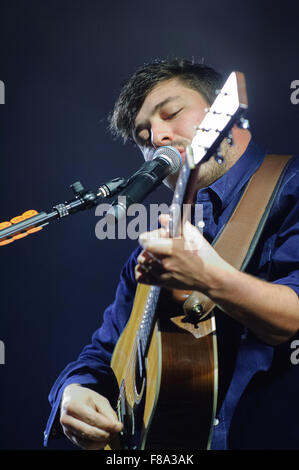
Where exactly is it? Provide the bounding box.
[60,383,123,450]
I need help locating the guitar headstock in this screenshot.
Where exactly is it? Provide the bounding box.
[187,71,248,167]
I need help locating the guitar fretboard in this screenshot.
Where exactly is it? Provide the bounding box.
[138,161,191,356]
[169,162,191,238]
[138,285,161,357]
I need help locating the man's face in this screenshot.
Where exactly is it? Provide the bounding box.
[133,78,233,189]
[134,78,208,158]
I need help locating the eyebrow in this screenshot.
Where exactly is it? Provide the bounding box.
[133,96,180,140]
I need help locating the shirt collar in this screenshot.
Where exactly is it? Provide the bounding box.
[196,140,267,209]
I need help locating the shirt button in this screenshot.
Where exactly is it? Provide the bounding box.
[214,418,219,426]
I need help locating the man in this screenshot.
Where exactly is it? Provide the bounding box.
[44,59,299,450]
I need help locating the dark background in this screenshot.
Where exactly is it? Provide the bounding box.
[0,0,297,450]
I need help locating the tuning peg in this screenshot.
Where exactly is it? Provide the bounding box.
[238,117,250,130]
[227,130,234,146]
[215,148,224,164]
[216,89,229,97]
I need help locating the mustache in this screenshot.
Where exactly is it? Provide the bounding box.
[170,140,190,150]
[142,140,190,162]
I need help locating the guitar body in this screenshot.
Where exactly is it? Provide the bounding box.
[107,284,218,450]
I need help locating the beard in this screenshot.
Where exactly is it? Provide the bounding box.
[195,139,239,189]
[164,138,239,191]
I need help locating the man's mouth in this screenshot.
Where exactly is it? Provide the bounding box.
[175,148,186,164]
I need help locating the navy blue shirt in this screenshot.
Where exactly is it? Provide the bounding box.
[44,141,299,449]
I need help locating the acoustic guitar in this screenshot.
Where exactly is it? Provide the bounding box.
[106,72,248,449]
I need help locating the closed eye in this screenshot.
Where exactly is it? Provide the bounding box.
[164,108,183,120]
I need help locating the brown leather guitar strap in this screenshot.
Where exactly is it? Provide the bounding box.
[213,154,293,270]
[176,154,294,335]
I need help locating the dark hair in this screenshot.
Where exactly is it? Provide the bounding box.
[108,58,223,143]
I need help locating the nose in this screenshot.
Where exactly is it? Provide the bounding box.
[150,121,174,148]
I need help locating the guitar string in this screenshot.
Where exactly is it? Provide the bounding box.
[118,165,190,414]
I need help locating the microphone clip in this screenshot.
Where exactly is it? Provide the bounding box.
[97,177,128,198]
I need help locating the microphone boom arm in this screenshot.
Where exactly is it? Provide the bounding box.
[0,177,127,245]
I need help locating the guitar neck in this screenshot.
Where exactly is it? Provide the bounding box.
[169,160,200,238]
[138,160,199,356]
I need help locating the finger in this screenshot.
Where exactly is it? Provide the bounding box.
[139,237,173,255]
[183,220,204,251]
[93,396,123,432]
[64,401,122,434]
[135,264,160,285]
[158,213,170,229]
[136,269,177,288]
[61,413,110,442]
[64,429,106,450]
[137,250,165,270]
[138,227,168,249]
[136,252,168,283]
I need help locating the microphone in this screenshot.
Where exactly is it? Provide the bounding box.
[106,146,182,223]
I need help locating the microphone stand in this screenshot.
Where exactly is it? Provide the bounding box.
[0,177,127,245]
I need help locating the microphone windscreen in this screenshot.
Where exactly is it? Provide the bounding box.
[152,146,182,174]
